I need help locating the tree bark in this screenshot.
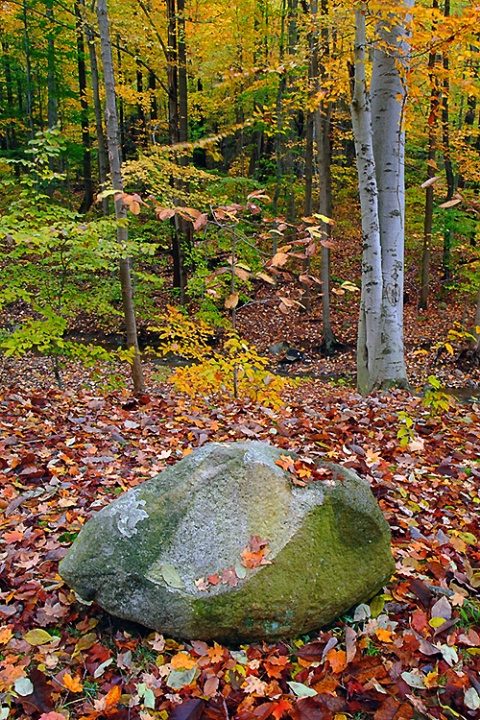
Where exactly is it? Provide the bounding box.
[317,0,335,349]
[419,0,439,310]
[75,0,94,213]
[351,2,411,394]
[96,0,145,393]
[441,0,454,283]
[22,0,35,138]
[82,2,109,215]
[166,0,189,304]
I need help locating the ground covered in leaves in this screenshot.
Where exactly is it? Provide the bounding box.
[0,351,479,720]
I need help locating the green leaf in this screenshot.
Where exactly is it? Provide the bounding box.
[159,564,185,589]
[287,682,317,697]
[166,667,197,690]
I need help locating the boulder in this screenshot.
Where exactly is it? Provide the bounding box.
[59,441,394,643]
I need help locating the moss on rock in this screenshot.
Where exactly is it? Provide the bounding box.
[59,441,394,643]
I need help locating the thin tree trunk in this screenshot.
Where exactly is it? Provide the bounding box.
[419,0,439,311]
[1,42,17,152]
[148,71,158,121]
[46,0,58,130]
[116,36,126,161]
[75,0,94,213]
[167,0,188,304]
[317,0,335,349]
[441,0,454,283]
[96,0,145,393]
[136,60,146,145]
[22,0,34,137]
[82,3,109,214]
[474,286,480,355]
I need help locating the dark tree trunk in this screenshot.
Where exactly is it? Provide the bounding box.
[419,0,439,310]
[166,0,189,304]
[442,0,454,283]
[22,0,34,137]
[96,0,145,393]
[82,0,109,214]
[75,1,94,213]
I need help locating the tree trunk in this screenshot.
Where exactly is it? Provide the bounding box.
[166,0,189,304]
[96,0,145,394]
[1,42,17,153]
[317,0,335,349]
[22,0,34,138]
[75,0,94,213]
[419,0,439,311]
[351,2,411,394]
[46,0,58,130]
[82,2,109,215]
[441,0,454,283]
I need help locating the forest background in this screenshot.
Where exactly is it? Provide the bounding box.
[0,1,480,719]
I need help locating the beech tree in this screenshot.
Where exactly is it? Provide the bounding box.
[350,0,412,395]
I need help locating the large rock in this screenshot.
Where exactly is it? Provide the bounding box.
[59,441,394,643]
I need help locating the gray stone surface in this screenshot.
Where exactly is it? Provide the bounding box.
[59,441,394,643]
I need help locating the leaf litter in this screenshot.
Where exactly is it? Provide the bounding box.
[0,356,479,720]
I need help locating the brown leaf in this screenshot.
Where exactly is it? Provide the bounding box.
[270,252,290,267]
[438,195,462,209]
[17,668,54,715]
[156,207,176,220]
[296,641,326,662]
[225,293,239,309]
[374,696,409,720]
[194,213,208,231]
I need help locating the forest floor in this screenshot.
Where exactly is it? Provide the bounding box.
[1,240,480,720]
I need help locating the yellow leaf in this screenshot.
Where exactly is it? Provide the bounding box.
[73,632,97,655]
[429,617,446,628]
[445,342,454,355]
[170,652,197,670]
[0,627,13,645]
[459,532,477,546]
[313,213,335,225]
[64,673,84,693]
[24,629,54,646]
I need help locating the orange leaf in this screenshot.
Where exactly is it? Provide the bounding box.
[0,627,13,645]
[64,673,83,693]
[272,698,292,719]
[171,652,197,670]
[375,628,394,643]
[240,548,265,569]
[104,685,122,710]
[3,530,24,544]
[207,642,224,663]
[326,648,347,674]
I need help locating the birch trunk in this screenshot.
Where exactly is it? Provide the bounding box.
[96,0,145,394]
[351,2,411,394]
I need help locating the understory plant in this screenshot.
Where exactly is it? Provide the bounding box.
[149,306,294,408]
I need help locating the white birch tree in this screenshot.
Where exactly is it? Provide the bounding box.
[351,1,413,395]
